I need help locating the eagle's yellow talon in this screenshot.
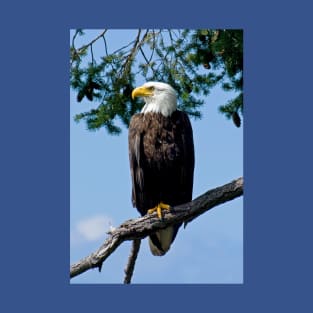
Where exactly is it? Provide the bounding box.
[148,202,171,219]
[147,207,155,214]
[159,202,170,210]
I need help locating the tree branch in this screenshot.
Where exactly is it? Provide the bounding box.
[70,177,243,279]
[77,29,108,53]
[123,239,141,284]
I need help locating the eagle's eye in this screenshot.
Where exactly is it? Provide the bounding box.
[148,86,155,91]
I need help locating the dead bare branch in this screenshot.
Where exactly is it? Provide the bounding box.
[70,177,243,280]
[123,239,141,284]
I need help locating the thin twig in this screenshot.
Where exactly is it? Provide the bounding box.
[123,239,141,284]
[90,44,94,65]
[112,39,136,55]
[103,35,109,56]
[71,29,80,49]
[70,177,243,280]
[77,29,108,53]
[139,46,157,77]
[71,29,108,67]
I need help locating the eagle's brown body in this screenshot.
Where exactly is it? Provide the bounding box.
[128,110,194,255]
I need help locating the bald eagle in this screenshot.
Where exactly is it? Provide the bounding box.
[129,82,195,256]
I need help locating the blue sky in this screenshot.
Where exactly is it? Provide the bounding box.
[70,29,243,284]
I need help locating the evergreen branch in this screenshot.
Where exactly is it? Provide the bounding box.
[116,29,154,80]
[119,29,150,77]
[113,29,141,81]
[70,177,243,281]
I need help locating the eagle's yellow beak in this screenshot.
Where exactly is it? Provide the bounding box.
[131,86,154,100]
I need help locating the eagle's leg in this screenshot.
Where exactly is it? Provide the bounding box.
[148,202,171,219]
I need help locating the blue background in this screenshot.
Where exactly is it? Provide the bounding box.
[1,0,312,312]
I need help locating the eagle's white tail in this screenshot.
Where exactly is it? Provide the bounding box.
[148,227,175,256]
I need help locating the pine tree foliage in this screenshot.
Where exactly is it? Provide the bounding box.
[70,29,243,134]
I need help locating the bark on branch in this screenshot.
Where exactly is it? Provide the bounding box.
[123,239,141,284]
[70,177,243,279]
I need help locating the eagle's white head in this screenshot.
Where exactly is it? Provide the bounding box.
[131,82,177,117]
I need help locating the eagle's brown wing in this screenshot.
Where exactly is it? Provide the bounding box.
[128,110,194,214]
